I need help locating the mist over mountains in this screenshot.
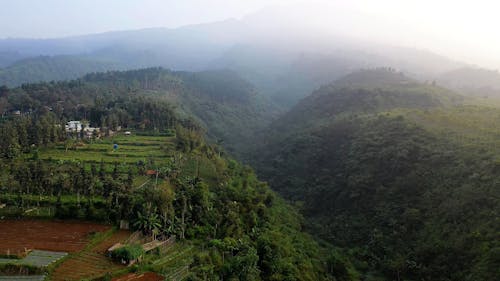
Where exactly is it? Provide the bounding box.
[1,7,486,108]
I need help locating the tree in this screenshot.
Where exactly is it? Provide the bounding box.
[0,123,20,159]
[134,210,162,239]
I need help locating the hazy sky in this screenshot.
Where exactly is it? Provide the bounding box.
[0,0,499,68]
[0,0,292,37]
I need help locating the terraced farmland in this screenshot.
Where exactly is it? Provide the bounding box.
[0,220,110,256]
[149,243,195,281]
[50,230,131,281]
[37,135,175,165]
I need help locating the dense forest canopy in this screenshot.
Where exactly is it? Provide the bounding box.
[248,69,500,281]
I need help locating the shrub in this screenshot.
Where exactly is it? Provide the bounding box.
[110,245,144,264]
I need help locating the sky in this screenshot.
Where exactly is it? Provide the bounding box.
[0,0,293,38]
[0,0,499,68]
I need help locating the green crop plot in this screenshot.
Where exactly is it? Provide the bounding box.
[36,135,176,165]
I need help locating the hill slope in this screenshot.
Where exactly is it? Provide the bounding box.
[437,67,500,98]
[0,68,340,281]
[0,56,123,87]
[78,68,278,154]
[0,67,277,155]
[249,69,500,281]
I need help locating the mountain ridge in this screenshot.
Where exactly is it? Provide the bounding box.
[0,18,470,110]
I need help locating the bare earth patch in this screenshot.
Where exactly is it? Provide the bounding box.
[0,219,110,256]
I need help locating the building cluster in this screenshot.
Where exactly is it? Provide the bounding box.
[65,121,100,139]
[65,120,131,139]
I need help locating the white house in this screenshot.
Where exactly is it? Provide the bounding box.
[66,121,82,132]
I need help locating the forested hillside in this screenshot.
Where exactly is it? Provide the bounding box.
[0,69,341,280]
[2,1,500,281]
[1,64,497,281]
[249,69,500,281]
[0,56,122,87]
[0,16,466,109]
[0,68,277,155]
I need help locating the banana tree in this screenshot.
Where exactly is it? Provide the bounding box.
[134,209,162,240]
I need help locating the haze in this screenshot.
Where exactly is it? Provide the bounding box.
[0,0,499,68]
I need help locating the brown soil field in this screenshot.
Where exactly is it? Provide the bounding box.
[50,230,131,281]
[0,219,110,256]
[113,272,164,281]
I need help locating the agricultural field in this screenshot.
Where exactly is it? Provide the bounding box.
[0,220,143,281]
[0,219,110,256]
[36,134,176,166]
[49,230,131,281]
[146,243,195,281]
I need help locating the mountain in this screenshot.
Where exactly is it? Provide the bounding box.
[0,20,245,59]
[0,17,465,108]
[248,69,500,281]
[0,55,123,87]
[0,51,29,67]
[210,45,465,108]
[263,69,463,136]
[437,67,500,98]
[0,20,246,86]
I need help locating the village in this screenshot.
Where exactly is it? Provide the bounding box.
[65,120,132,139]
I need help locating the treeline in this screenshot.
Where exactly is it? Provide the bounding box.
[0,113,64,158]
[1,79,197,131]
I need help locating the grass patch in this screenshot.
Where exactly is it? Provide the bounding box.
[35,135,175,166]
